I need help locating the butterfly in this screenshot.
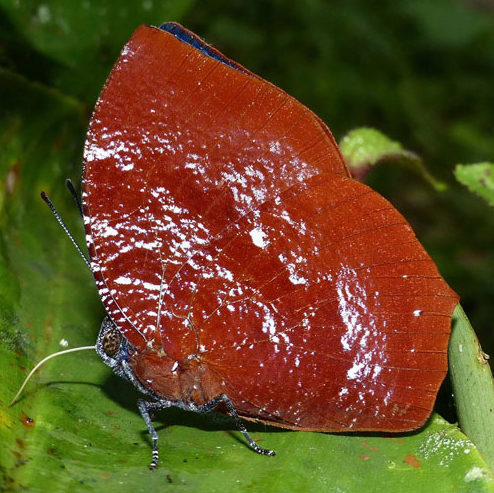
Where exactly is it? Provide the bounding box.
[77,22,458,469]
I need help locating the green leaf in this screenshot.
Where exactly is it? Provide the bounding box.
[454,163,494,208]
[1,69,494,493]
[449,304,494,472]
[340,127,447,191]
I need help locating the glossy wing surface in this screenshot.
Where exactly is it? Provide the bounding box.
[83,25,348,349]
[186,174,458,431]
[82,25,458,431]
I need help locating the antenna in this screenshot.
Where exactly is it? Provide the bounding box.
[65,179,84,217]
[40,191,92,271]
[10,345,96,406]
[11,190,97,406]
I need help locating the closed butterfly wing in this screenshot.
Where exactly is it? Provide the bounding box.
[83,23,458,433]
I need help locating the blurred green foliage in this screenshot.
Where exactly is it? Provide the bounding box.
[1,0,493,377]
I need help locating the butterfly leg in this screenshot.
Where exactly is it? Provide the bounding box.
[137,398,173,469]
[137,393,275,469]
[196,394,276,457]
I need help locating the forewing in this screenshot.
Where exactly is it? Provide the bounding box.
[82,25,348,350]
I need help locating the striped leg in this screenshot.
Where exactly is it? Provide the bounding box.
[196,394,275,457]
[137,394,275,469]
[137,399,172,469]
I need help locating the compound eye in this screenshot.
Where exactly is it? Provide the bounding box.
[102,327,123,357]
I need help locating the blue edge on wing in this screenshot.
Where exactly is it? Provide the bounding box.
[159,22,246,74]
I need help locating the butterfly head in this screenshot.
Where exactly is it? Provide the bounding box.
[96,316,130,375]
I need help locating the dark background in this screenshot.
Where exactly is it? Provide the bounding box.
[1,0,493,355]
